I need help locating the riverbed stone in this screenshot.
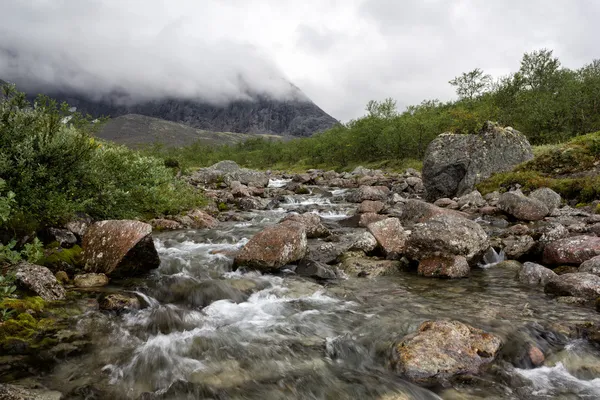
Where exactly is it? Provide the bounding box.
[83,220,160,277]
[502,235,535,259]
[281,213,329,238]
[73,273,109,288]
[367,217,408,258]
[579,255,600,276]
[189,160,269,187]
[405,214,489,264]
[339,252,402,277]
[349,231,378,253]
[358,200,386,214]
[390,320,502,384]
[234,222,307,271]
[347,185,390,203]
[517,262,557,286]
[544,273,600,300]
[13,262,66,301]
[417,255,470,278]
[358,213,387,228]
[529,187,562,213]
[457,190,486,209]
[150,218,183,231]
[498,191,549,221]
[295,258,337,280]
[99,293,141,311]
[543,235,600,265]
[400,199,466,226]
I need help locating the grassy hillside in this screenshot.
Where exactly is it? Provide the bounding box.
[477,131,600,203]
[97,114,285,148]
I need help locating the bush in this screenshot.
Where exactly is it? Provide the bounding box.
[0,85,203,231]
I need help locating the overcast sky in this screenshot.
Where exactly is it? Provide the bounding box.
[1,0,598,121]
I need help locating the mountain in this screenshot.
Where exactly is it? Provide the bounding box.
[97,114,285,148]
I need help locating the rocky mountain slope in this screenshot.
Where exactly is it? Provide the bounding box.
[96,114,285,148]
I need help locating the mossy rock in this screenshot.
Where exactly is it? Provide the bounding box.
[552,265,579,275]
[40,245,83,273]
[0,297,45,313]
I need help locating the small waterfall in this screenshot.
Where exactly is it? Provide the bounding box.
[131,291,160,308]
[479,247,506,268]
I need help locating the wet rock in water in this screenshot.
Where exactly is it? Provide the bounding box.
[296,258,337,280]
[42,227,77,248]
[349,231,378,253]
[405,214,489,264]
[544,273,600,300]
[177,209,218,229]
[234,222,307,271]
[367,218,408,258]
[498,191,549,221]
[0,384,62,400]
[543,235,600,265]
[517,262,557,286]
[358,213,388,228]
[149,218,184,231]
[579,255,600,276]
[556,296,588,305]
[230,181,252,197]
[390,320,502,384]
[339,252,403,277]
[502,235,535,259]
[400,199,466,226]
[527,345,545,366]
[73,273,109,288]
[358,200,386,214]
[236,196,268,211]
[99,293,141,311]
[13,262,66,301]
[529,187,562,213]
[281,212,330,238]
[418,255,469,278]
[347,185,390,203]
[83,220,160,277]
[422,122,533,201]
[457,190,486,210]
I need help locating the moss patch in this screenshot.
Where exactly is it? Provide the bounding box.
[40,245,83,271]
[0,297,45,314]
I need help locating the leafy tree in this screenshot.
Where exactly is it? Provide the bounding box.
[449,68,492,100]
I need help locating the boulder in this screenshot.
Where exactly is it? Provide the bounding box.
[347,185,390,203]
[579,255,600,276]
[189,160,269,188]
[498,191,549,221]
[418,255,469,278]
[295,259,337,280]
[150,218,183,231]
[422,122,533,201]
[178,209,218,229]
[543,235,600,265]
[457,190,486,209]
[358,213,387,228]
[99,293,141,311]
[433,198,458,208]
[64,213,93,239]
[367,218,408,258]
[230,181,252,198]
[234,222,307,271]
[517,262,557,286]
[349,231,378,253]
[390,320,502,384]
[42,227,77,248]
[339,253,403,277]
[358,200,386,214]
[281,213,329,238]
[73,273,109,288]
[502,235,535,259]
[400,199,466,226]
[236,197,268,211]
[544,273,600,300]
[405,214,489,264]
[13,262,65,301]
[529,187,561,213]
[82,220,160,277]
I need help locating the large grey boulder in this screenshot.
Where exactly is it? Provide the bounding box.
[517,262,557,286]
[422,122,533,201]
[189,160,269,188]
[529,187,561,213]
[405,214,489,264]
[498,191,549,221]
[544,273,600,300]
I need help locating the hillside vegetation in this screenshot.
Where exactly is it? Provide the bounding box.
[149,49,600,171]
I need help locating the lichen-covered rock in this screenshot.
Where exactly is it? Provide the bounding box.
[73,273,109,288]
[13,262,65,301]
[502,235,535,259]
[517,262,557,286]
[230,181,252,198]
[457,190,486,209]
[529,187,562,213]
[367,218,408,258]
[358,213,387,228]
[43,227,77,248]
[579,255,600,276]
[405,214,489,264]
[498,191,549,221]
[400,199,466,226]
[83,220,160,277]
[418,255,469,278]
[422,122,533,201]
[543,235,600,265]
[358,200,386,214]
[349,231,378,253]
[281,213,329,238]
[178,209,218,229]
[390,320,502,384]
[544,273,600,300]
[0,384,62,400]
[347,185,390,203]
[234,222,307,271]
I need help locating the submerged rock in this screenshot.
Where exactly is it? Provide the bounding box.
[498,191,549,221]
[234,222,307,271]
[83,220,160,277]
[390,320,502,384]
[544,273,600,300]
[405,214,489,264]
[99,293,141,311]
[295,258,337,280]
[73,273,109,288]
[417,255,469,278]
[13,262,66,301]
[517,262,557,286]
[543,235,600,265]
[422,121,533,201]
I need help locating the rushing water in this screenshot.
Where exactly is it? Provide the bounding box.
[38,187,600,399]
